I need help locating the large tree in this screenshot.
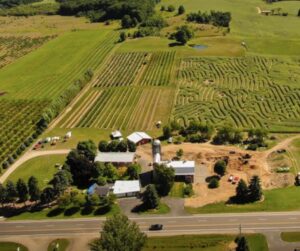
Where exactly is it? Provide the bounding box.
[236,236,250,251]
[52,170,71,195]
[214,160,227,176]
[40,187,56,206]
[77,140,97,160]
[142,184,159,209]
[153,164,175,196]
[0,184,7,206]
[6,180,17,204]
[67,150,96,186]
[248,175,262,202]
[235,179,248,203]
[90,214,146,251]
[173,25,194,45]
[126,163,141,180]
[28,176,41,202]
[16,178,29,203]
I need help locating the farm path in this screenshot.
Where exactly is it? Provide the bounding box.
[0,149,70,183]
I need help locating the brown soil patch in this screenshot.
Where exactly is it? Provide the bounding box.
[137,138,299,208]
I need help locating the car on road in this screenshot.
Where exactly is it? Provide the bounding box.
[149,224,163,231]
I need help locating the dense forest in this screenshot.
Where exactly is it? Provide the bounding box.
[58,0,160,22]
[0,0,40,8]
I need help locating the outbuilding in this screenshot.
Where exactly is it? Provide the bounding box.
[112,180,141,197]
[111,130,122,140]
[165,160,195,183]
[127,132,152,145]
[94,152,135,166]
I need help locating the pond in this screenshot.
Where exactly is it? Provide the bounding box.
[191,44,208,50]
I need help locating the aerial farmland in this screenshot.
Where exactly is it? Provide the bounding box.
[0,0,299,249]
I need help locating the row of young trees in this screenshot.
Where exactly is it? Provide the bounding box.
[0,172,71,207]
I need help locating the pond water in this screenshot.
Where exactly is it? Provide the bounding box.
[191,44,208,50]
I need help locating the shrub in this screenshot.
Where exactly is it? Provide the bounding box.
[214,160,227,176]
[167,5,175,12]
[183,184,193,197]
[208,178,219,189]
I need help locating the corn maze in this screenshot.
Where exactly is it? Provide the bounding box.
[173,56,300,131]
[0,99,49,166]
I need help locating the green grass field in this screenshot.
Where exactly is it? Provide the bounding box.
[144,234,268,251]
[281,232,300,242]
[186,186,300,214]
[47,239,70,251]
[0,242,28,251]
[6,155,66,188]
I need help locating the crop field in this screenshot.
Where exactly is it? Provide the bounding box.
[173,56,300,131]
[58,87,174,130]
[94,52,148,87]
[94,51,176,87]
[0,29,118,168]
[0,99,49,165]
[0,30,117,99]
[0,36,54,69]
[139,51,176,86]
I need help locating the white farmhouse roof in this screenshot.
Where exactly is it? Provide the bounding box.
[127,132,152,144]
[113,180,140,195]
[111,130,122,138]
[165,160,195,175]
[95,152,135,163]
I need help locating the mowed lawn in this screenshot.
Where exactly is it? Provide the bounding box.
[0,242,28,251]
[281,232,300,242]
[6,155,66,188]
[186,186,300,214]
[160,0,300,55]
[144,234,268,251]
[47,239,70,251]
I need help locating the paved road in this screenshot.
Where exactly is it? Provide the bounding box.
[1,212,300,237]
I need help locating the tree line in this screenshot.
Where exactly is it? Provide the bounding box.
[187,10,231,27]
[162,121,268,150]
[58,0,160,23]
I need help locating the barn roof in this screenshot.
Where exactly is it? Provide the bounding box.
[95,152,135,163]
[127,132,152,144]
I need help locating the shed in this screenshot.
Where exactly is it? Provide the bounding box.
[111,130,122,139]
[94,152,135,166]
[127,132,152,145]
[112,180,141,197]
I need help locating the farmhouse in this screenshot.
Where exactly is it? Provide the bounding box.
[94,152,135,166]
[87,183,110,197]
[127,132,152,145]
[112,180,141,197]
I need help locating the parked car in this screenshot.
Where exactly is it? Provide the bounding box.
[149,224,163,231]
